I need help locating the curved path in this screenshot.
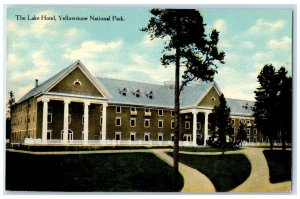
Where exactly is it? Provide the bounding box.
[229,148,291,192]
[151,149,216,192]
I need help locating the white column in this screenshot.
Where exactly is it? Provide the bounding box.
[83,101,90,145]
[63,99,70,144]
[204,111,209,146]
[101,102,108,142]
[192,110,198,146]
[42,98,49,144]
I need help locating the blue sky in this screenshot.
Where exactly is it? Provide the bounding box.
[6,6,293,102]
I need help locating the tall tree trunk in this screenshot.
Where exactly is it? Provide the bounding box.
[281,130,286,151]
[173,45,180,191]
[269,135,274,150]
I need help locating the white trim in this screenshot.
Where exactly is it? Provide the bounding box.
[116,106,122,113]
[195,83,222,106]
[158,120,163,128]
[158,109,163,116]
[185,121,190,129]
[130,132,136,141]
[44,61,112,99]
[130,117,136,127]
[183,134,192,142]
[115,117,122,126]
[115,132,122,140]
[144,133,151,141]
[144,119,150,128]
[100,116,103,125]
[158,133,164,141]
[38,94,107,103]
[171,120,175,129]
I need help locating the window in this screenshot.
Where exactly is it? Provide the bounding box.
[146,91,153,99]
[68,114,71,124]
[82,115,84,125]
[130,118,136,127]
[131,107,137,112]
[239,120,243,125]
[100,106,103,112]
[73,79,82,86]
[119,88,127,96]
[253,128,257,135]
[171,120,175,129]
[115,117,122,126]
[171,111,174,117]
[158,134,163,141]
[211,97,216,101]
[47,113,52,123]
[185,121,190,129]
[115,132,121,141]
[100,116,103,125]
[116,106,121,113]
[130,132,136,141]
[158,120,163,128]
[231,119,235,125]
[145,108,150,113]
[144,119,150,128]
[134,89,141,97]
[171,134,175,141]
[144,133,150,141]
[247,128,251,135]
[158,109,163,116]
[197,122,201,130]
[183,134,192,142]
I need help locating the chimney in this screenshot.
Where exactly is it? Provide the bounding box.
[35,79,38,88]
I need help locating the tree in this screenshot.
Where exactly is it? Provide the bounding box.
[141,9,225,189]
[210,94,231,149]
[276,67,292,150]
[253,65,292,150]
[7,91,15,142]
[236,123,247,146]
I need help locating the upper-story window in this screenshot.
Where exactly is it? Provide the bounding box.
[119,88,127,96]
[158,109,163,116]
[73,79,82,86]
[171,110,174,117]
[211,96,216,101]
[116,106,121,113]
[133,89,141,97]
[146,91,154,99]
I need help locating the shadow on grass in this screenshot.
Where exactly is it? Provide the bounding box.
[168,152,251,192]
[263,150,292,183]
[6,151,183,192]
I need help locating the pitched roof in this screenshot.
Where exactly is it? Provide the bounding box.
[17,61,78,104]
[226,98,254,117]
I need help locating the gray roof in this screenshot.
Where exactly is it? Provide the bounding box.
[226,98,254,117]
[17,60,255,117]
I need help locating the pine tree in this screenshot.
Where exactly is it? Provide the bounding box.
[141,9,225,189]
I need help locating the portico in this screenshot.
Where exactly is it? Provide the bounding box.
[181,108,212,146]
[38,95,108,145]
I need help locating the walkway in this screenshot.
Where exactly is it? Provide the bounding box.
[151,149,216,192]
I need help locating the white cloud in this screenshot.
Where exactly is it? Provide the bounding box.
[64,40,123,60]
[249,19,285,33]
[214,19,226,32]
[268,37,291,49]
[242,41,255,49]
[30,11,57,35]
[7,53,20,67]
[15,84,34,101]
[65,28,85,37]
[11,51,51,81]
[131,54,147,64]
[7,20,28,36]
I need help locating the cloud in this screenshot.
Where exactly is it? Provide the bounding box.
[268,37,291,49]
[7,53,21,67]
[242,41,255,49]
[64,40,123,60]
[30,11,57,35]
[131,54,147,64]
[15,84,35,101]
[214,19,226,32]
[249,19,285,33]
[11,51,51,81]
[65,28,86,37]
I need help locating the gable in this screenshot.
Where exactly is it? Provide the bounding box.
[49,67,104,97]
[197,86,221,107]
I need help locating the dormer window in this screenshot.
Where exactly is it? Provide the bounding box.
[73,79,82,86]
[242,103,249,109]
[119,88,127,96]
[133,89,141,97]
[146,91,154,99]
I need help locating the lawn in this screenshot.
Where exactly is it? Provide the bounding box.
[263,150,292,183]
[6,151,183,192]
[170,153,251,192]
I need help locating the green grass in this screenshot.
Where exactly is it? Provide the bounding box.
[6,151,183,192]
[170,153,251,192]
[263,150,292,183]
